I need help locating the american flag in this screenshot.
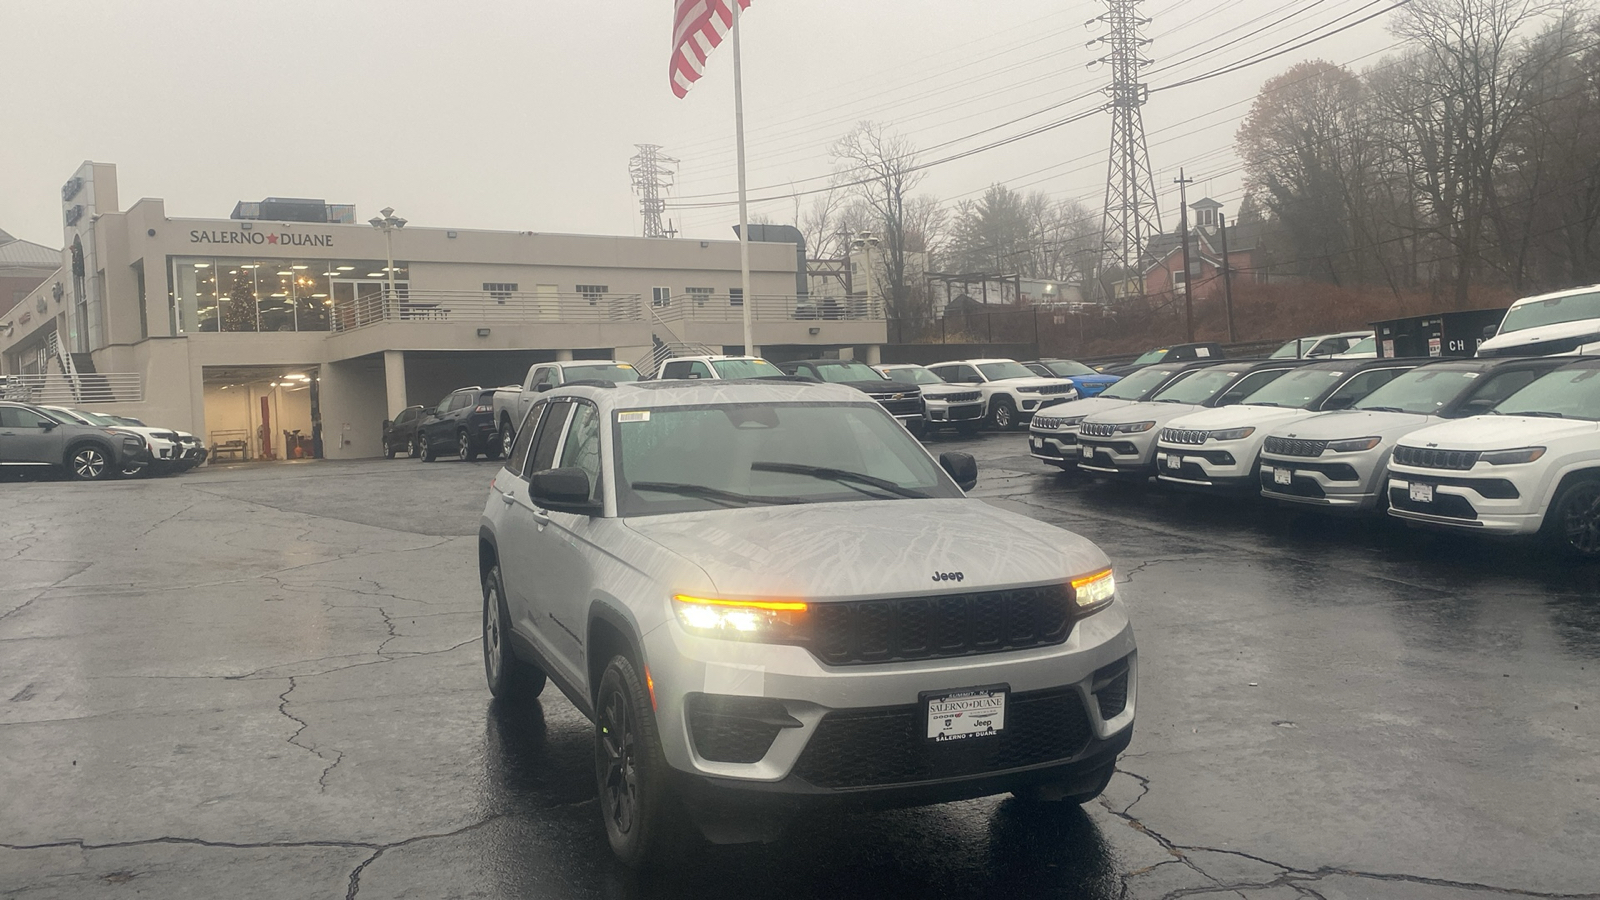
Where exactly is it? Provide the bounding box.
[670,0,752,98]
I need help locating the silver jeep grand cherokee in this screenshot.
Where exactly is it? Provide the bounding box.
[478,380,1136,866]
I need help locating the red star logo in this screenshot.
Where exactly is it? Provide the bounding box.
[267,234,278,244]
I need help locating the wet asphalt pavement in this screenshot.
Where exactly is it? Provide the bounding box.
[2,435,1598,899]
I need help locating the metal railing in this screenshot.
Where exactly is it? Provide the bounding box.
[330,290,647,331]
[652,294,885,324]
[1,373,144,404]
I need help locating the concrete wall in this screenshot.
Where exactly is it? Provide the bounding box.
[319,356,387,460]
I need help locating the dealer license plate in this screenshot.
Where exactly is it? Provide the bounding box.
[1166,453,1182,470]
[924,687,1007,742]
[1081,445,1093,458]
[1030,438,1043,450]
[1409,482,1434,503]
[1274,467,1292,485]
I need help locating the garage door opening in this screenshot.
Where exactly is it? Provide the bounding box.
[202,366,321,462]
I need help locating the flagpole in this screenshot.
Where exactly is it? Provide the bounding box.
[731,1,754,357]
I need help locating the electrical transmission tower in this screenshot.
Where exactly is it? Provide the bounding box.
[1089,0,1162,300]
[629,144,679,238]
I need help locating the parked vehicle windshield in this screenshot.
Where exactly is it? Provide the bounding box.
[1099,365,1177,400]
[1131,348,1170,365]
[1498,290,1600,335]
[977,361,1037,381]
[614,402,960,516]
[565,364,639,384]
[1494,368,1600,421]
[883,366,945,386]
[1353,368,1480,414]
[1149,367,1248,404]
[1241,369,1346,407]
[1041,360,1098,376]
[710,359,783,379]
[1269,339,1314,358]
[65,409,122,426]
[1338,336,1377,356]
[812,362,887,383]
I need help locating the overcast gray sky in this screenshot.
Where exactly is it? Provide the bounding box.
[1,0,1400,249]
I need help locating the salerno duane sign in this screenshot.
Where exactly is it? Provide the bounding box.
[189,229,334,247]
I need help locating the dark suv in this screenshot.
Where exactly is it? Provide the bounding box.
[774,359,924,432]
[0,401,151,480]
[418,388,501,462]
[382,405,426,458]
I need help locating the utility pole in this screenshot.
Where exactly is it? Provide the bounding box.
[629,144,679,238]
[1174,169,1194,342]
[1089,0,1162,302]
[1218,211,1236,343]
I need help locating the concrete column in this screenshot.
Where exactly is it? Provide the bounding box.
[750,346,762,358]
[556,349,574,361]
[383,350,407,417]
[865,344,882,365]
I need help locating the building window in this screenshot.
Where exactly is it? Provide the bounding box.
[651,286,671,307]
[687,286,713,307]
[169,257,400,334]
[729,288,743,307]
[134,261,148,339]
[484,282,518,303]
[1196,208,1216,227]
[577,284,608,306]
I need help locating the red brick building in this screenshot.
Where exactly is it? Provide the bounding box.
[1141,199,1267,301]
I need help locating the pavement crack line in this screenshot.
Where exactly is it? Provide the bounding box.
[276,676,341,793]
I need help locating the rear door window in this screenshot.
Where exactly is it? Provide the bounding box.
[525,401,573,476]
[507,401,547,478]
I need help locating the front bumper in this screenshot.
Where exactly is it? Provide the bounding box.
[1385,468,1543,534]
[1075,434,1157,476]
[1257,451,1383,512]
[1154,438,1266,492]
[1028,428,1079,466]
[925,401,986,425]
[641,601,1136,806]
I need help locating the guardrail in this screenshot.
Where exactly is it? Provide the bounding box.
[330,290,646,331]
[653,294,885,324]
[1,373,145,404]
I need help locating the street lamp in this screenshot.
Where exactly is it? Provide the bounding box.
[368,207,406,315]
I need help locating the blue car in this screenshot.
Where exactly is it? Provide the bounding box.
[1023,359,1121,398]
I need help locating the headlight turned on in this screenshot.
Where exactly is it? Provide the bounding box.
[1071,568,1116,614]
[672,595,807,642]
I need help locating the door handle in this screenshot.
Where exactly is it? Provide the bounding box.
[499,490,515,505]
[531,507,551,525]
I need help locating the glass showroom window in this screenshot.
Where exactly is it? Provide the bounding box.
[170,258,393,333]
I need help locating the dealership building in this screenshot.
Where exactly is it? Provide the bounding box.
[1,162,886,460]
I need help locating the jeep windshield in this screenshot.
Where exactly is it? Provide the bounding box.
[1040,360,1097,377]
[1494,368,1600,421]
[977,361,1037,380]
[564,364,640,384]
[1498,290,1600,335]
[614,402,960,515]
[1353,368,1481,414]
[1149,367,1248,404]
[1241,369,1346,407]
[710,359,783,379]
[812,362,886,383]
[1098,365,1178,400]
[884,366,945,386]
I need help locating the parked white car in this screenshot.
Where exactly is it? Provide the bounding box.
[1259,357,1569,513]
[493,360,640,457]
[876,364,986,434]
[1386,359,1600,556]
[1077,360,1305,479]
[924,359,1077,430]
[1476,284,1600,358]
[1027,360,1226,470]
[1155,359,1422,492]
[1269,331,1374,359]
[654,355,785,381]
[41,406,184,476]
[1331,335,1378,359]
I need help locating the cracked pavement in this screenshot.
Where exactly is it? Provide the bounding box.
[2,440,1598,899]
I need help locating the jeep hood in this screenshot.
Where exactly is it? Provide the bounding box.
[1164,405,1316,433]
[1270,409,1435,441]
[1396,415,1600,451]
[622,499,1109,601]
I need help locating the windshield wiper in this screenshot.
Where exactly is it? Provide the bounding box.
[1508,410,1566,418]
[1247,401,1285,407]
[749,462,931,499]
[1358,406,1406,413]
[629,481,807,507]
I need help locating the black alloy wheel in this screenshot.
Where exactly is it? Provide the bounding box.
[68,445,112,481]
[482,564,546,700]
[1550,479,1600,559]
[990,397,1017,431]
[500,422,515,459]
[406,437,419,458]
[594,655,672,868]
[458,430,479,462]
[384,437,397,459]
[420,434,436,462]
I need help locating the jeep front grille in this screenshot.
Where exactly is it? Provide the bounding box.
[1263,436,1328,457]
[1037,383,1075,395]
[807,584,1075,667]
[1079,422,1116,437]
[1393,446,1481,470]
[1159,427,1208,445]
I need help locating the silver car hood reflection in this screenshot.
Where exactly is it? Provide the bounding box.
[622,499,1109,601]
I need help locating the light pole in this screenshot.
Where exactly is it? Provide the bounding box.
[368,207,406,320]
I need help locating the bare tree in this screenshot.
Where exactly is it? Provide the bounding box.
[832,122,927,321]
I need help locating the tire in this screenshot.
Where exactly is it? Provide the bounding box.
[406,437,419,459]
[482,564,547,701]
[989,397,1018,431]
[384,439,396,460]
[68,444,113,481]
[500,421,516,459]
[458,430,478,462]
[595,654,673,868]
[1544,477,1600,559]
[420,434,437,462]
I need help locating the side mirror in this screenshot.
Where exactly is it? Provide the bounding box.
[1482,325,1498,340]
[535,382,553,393]
[530,467,600,512]
[965,376,983,385]
[382,419,393,430]
[38,420,56,430]
[939,451,978,491]
[1322,397,1353,411]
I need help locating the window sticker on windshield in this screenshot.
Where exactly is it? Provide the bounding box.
[617,363,633,369]
[1464,372,1481,378]
[1196,348,1211,356]
[617,410,650,423]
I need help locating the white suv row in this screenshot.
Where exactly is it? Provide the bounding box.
[924,359,1077,430]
